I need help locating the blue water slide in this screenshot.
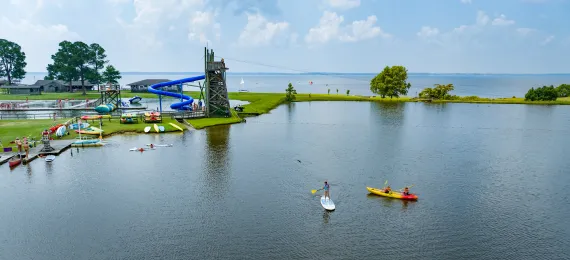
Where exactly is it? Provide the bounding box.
[147,75,205,110]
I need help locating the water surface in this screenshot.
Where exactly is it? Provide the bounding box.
[1,101,569,259]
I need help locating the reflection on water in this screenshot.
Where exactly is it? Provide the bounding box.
[202,125,231,198]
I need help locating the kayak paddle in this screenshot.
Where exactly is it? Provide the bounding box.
[311,189,321,194]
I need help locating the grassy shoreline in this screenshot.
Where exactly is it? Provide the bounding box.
[2,92,570,144]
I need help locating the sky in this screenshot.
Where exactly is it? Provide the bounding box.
[0,0,569,74]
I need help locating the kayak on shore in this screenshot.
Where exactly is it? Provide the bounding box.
[366,186,418,200]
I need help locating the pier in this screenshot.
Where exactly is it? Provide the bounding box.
[0,139,75,166]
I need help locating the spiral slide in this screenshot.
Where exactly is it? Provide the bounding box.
[148,75,206,110]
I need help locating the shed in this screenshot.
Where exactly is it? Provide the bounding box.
[33,80,94,92]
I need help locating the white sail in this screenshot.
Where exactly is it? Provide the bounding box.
[240,78,244,85]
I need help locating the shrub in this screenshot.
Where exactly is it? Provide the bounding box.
[525,85,558,101]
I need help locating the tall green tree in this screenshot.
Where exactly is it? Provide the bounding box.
[102,65,121,85]
[0,39,27,85]
[46,41,98,95]
[370,65,411,98]
[286,83,297,101]
[86,43,108,90]
[45,41,78,88]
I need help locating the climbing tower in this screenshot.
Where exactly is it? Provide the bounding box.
[97,84,122,108]
[204,48,230,117]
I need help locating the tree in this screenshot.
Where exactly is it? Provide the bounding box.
[556,84,570,97]
[525,85,558,101]
[419,84,455,99]
[285,83,297,101]
[45,41,79,88]
[86,43,108,90]
[0,39,27,85]
[102,65,121,85]
[336,88,338,95]
[328,89,330,95]
[46,41,104,95]
[370,65,411,98]
[346,89,350,96]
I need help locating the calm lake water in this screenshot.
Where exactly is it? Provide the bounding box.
[21,72,570,98]
[1,101,570,259]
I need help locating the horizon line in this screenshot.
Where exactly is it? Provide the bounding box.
[23,71,570,75]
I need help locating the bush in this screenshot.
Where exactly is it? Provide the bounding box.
[556,84,570,97]
[419,84,455,99]
[525,85,558,101]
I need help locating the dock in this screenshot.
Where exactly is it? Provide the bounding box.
[0,139,75,166]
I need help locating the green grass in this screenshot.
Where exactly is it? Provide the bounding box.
[0,119,74,149]
[0,117,185,149]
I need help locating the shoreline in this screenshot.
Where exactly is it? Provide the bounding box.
[2,92,570,146]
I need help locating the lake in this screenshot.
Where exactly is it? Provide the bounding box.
[1,101,569,259]
[21,72,570,98]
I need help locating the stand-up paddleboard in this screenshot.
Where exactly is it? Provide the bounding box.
[145,144,173,147]
[153,124,159,133]
[320,196,335,211]
[45,155,56,162]
[144,126,151,133]
[169,123,184,131]
[158,126,165,132]
[129,147,138,151]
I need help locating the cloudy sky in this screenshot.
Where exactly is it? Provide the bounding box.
[1,0,569,73]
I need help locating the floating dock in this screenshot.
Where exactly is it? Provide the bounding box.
[0,139,75,166]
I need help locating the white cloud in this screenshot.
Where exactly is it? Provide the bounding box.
[188,11,221,44]
[305,11,344,44]
[476,10,489,26]
[417,26,440,38]
[541,35,554,45]
[0,16,81,71]
[237,13,290,46]
[339,15,390,42]
[516,27,536,36]
[324,0,361,9]
[460,0,472,4]
[116,0,210,49]
[492,14,515,26]
[305,11,389,44]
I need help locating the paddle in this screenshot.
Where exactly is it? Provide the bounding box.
[311,189,321,194]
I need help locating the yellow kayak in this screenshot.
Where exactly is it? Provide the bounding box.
[153,124,159,133]
[366,187,418,200]
[169,122,184,131]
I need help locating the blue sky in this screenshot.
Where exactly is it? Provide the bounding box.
[0,0,569,73]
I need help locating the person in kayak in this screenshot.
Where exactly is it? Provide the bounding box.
[402,187,410,196]
[322,181,330,200]
[383,186,392,193]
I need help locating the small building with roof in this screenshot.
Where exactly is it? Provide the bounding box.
[0,79,7,86]
[31,80,95,92]
[1,84,43,95]
[127,79,177,93]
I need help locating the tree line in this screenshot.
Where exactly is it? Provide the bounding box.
[0,38,121,95]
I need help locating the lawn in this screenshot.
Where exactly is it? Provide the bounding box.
[0,117,185,149]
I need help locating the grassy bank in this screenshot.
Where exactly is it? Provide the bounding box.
[3,91,570,140]
[0,117,185,149]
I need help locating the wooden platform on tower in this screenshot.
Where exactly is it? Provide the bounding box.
[95,85,122,108]
[204,48,231,117]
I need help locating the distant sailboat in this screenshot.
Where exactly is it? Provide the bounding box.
[238,77,249,92]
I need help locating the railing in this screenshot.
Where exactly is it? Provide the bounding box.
[171,111,206,119]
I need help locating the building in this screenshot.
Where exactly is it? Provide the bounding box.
[127,79,177,93]
[32,80,95,92]
[1,84,42,95]
[0,80,7,86]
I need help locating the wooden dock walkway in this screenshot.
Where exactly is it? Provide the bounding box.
[0,139,75,166]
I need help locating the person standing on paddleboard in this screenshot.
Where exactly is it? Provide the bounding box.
[322,181,330,200]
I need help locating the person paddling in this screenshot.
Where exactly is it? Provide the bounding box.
[402,187,410,196]
[383,186,392,193]
[322,181,330,200]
